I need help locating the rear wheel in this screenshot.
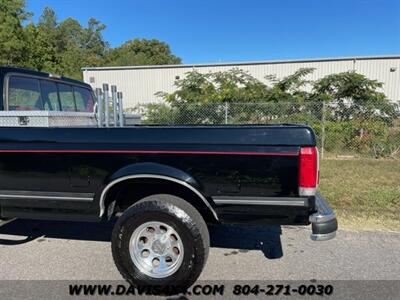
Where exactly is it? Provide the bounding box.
[111,194,209,293]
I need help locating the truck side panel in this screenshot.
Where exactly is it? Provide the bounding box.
[0,126,315,224]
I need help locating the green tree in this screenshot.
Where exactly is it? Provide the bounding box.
[312,71,398,122]
[56,17,108,78]
[30,7,60,73]
[22,22,38,68]
[105,38,181,66]
[311,71,399,154]
[39,6,56,29]
[158,67,315,105]
[56,17,87,78]
[0,0,30,66]
[150,68,317,124]
[158,69,269,105]
[264,67,315,102]
[1,2,180,79]
[83,18,108,56]
[21,6,109,79]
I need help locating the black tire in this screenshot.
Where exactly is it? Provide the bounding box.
[111,194,209,293]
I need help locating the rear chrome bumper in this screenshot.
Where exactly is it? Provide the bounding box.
[309,193,338,241]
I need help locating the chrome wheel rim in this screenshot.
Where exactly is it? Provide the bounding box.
[129,221,184,278]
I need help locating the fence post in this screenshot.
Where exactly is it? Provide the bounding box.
[321,101,326,159]
[224,102,229,124]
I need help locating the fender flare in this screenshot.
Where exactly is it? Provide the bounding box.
[99,162,218,221]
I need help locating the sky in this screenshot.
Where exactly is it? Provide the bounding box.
[26,0,400,64]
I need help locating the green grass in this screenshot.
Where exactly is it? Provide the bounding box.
[319,159,400,231]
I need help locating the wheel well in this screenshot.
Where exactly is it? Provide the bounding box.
[103,177,217,223]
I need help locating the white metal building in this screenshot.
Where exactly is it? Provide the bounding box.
[83,55,400,109]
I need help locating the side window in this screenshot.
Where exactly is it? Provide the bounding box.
[40,80,61,111]
[7,76,43,111]
[73,87,95,112]
[57,83,76,111]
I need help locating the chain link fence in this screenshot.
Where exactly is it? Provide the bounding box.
[130,101,400,159]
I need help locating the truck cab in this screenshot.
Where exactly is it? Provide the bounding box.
[0,66,94,112]
[0,66,100,127]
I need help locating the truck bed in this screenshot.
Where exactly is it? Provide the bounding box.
[0,125,315,224]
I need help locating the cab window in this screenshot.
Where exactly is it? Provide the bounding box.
[40,80,61,111]
[58,83,76,111]
[73,86,94,112]
[7,76,43,110]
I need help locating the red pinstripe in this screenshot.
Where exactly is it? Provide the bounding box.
[0,149,298,156]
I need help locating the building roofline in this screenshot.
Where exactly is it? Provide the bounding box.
[82,55,400,71]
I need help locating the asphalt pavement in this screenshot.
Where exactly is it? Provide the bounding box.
[0,218,399,281]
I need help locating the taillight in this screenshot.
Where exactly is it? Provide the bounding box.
[298,146,318,196]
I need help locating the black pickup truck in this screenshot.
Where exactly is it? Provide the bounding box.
[0,67,337,290]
